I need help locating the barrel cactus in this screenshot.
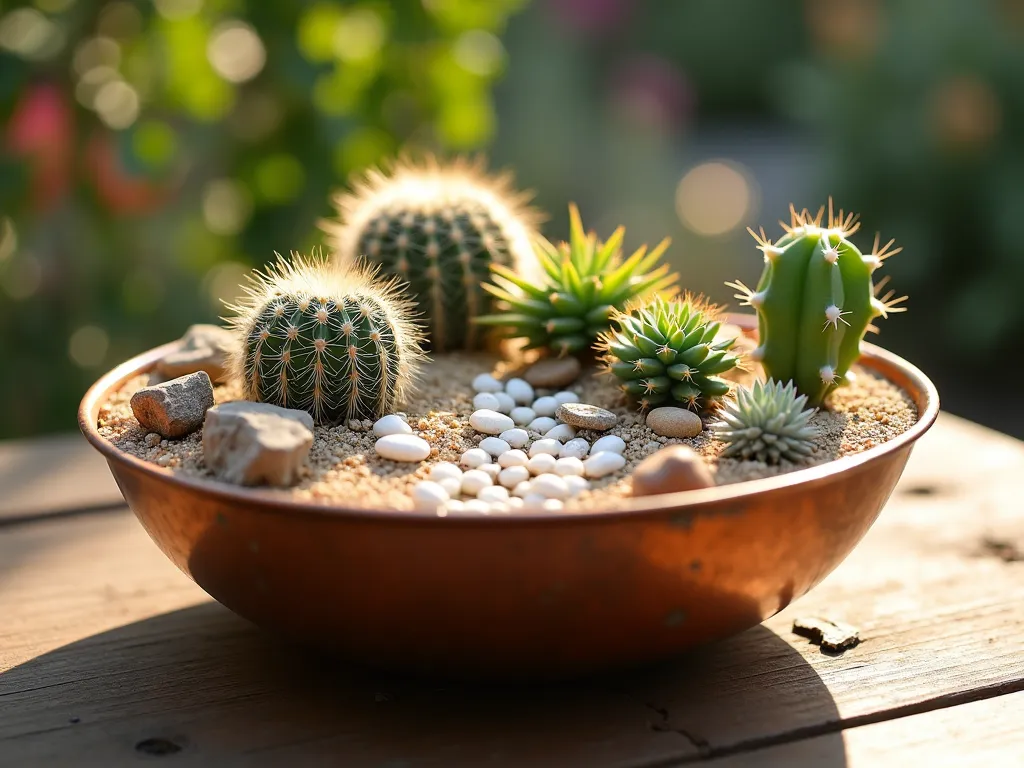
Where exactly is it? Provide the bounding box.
[727,201,907,406]
[713,379,818,464]
[475,204,678,355]
[599,294,740,411]
[226,252,424,424]
[321,156,539,352]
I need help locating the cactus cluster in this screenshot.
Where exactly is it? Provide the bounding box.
[226,252,424,424]
[475,204,678,355]
[322,156,540,353]
[713,379,818,464]
[728,201,906,405]
[599,294,740,411]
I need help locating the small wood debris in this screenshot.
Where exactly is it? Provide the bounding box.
[793,616,861,652]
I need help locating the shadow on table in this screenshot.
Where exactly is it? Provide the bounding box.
[0,603,847,767]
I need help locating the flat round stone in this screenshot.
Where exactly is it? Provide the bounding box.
[590,434,626,455]
[372,414,412,438]
[375,434,431,462]
[524,357,581,388]
[646,407,703,438]
[470,409,515,435]
[556,402,617,431]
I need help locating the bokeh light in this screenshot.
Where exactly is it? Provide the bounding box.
[675,161,756,237]
[453,30,505,77]
[334,9,386,62]
[202,179,253,236]
[1,254,42,300]
[208,22,266,84]
[0,7,64,60]
[202,261,251,309]
[154,0,204,21]
[68,325,110,368]
[93,80,140,129]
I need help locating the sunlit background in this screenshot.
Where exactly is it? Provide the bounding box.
[2,0,1023,439]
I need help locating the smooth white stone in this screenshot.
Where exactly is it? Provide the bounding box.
[460,448,490,469]
[560,438,591,460]
[429,462,463,483]
[510,406,537,426]
[462,499,491,514]
[472,373,503,393]
[479,436,511,457]
[553,391,580,405]
[493,391,516,414]
[498,465,530,488]
[412,481,449,512]
[444,499,465,513]
[477,485,510,503]
[531,396,559,417]
[507,497,525,509]
[554,456,585,477]
[512,480,533,498]
[531,473,570,499]
[527,453,557,476]
[497,449,529,468]
[470,409,515,435]
[488,501,511,514]
[374,434,431,462]
[438,477,463,498]
[591,435,626,455]
[505,377,535,405]
[372,414,412,438]
[522,493,548,510]
[472,392,501,412]
[542,498,564,511]
[478,463,501,480]
[544,423,577,442]
[528,417,558,434]
[499,428,529,448]
[528,438,562,458]
[584,451,627,478]
[563,475,590,497]
[461,469,493,496]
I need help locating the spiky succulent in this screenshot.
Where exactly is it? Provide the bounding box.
[321,156,540,352]
[599,295,740,411]
[713,379,818,464]
[474,204,678,355]
[227,252,424,424]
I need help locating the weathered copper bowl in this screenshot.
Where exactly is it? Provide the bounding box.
[79,316,938,680]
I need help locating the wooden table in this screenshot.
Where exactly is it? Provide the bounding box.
[2,413,1023,766]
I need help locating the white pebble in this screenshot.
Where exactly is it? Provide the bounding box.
[507,497,524,509]
[544,423,577,442]
[528,417,558,434]
[542,498,564,511]
[463,499,491,514]
[497,449,529,468]
[460,448,490,469]
[512,480,533,497]
[505,377,535,405]
[528,438,562,457]
[461,469,493,496]
[584,451,627,478]
[429,462,463,483]
[374,434,431,462]
[531,473,570,499]
[479,436,511,457]
[438,477,462,498]
[470,409,515,435]
[510,406,537,426]
[560,438,591,460]
[478,462,501,480]
[472,392,501,411]
[412,481,449,512]
[522,493,548,510]
[472,373,503,393]
[373,414,412,437]
[499,428,529,448]
[493,391,516,414]
[527,453,557,475]
[477,485,510,503]
[445,499,465,514]
[563,475,589,497]
[554,456,585,477]
[591,435,626,455]
[499,465,530,488]
[488,501,511,514]
[531,396,558,417]
[554,391,580,405]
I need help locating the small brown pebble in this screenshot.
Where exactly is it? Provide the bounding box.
[792,616,860,652]
[524,357,581,388]
[144,432,161,448]
[646,407,702,438]
[130,371,214,438]
[632,445,714,497]
[556,402,617,431]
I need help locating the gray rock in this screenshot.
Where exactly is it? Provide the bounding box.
[130,372,214,438]
[203,401,314,487]
[555,402,617,431]
[524,357,581,388]
[157,324,236,383]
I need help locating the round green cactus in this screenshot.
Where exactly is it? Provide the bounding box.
[321,156,540,353]
[227,253,424,424]
[599,294,740,411]
[713,378,818,464]
[727,201,907,406]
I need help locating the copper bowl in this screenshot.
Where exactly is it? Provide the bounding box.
[79,316,938,680]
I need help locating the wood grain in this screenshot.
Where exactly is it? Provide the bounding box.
[1,413,1023,766]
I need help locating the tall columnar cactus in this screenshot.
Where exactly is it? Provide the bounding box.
[713,379,818,464]
[598,294,740,411]
[226,252,424,424]
[727,201,907,406]
[475,204,678,355]
[321,156,540,353]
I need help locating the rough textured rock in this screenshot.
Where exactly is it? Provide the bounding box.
[631,445,714,496]
[524,357,581,388]
[202,401,314,487]
[645,407,703,438]
[556,402,617,431]
[130,372,214,438]
[157,324,236,382]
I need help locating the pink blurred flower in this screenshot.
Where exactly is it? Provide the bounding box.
[609,55,694,133]
[5,83,74,212]
[548,0,632,36]
[85,132,177,216]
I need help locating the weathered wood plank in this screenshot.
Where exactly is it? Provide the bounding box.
[0,413,1022,766]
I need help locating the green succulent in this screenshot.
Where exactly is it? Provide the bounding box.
[599,294,740,411]
[474,204,678,355]
[713,378,818,464]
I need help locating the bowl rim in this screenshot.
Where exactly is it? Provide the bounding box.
[78,315,939,526]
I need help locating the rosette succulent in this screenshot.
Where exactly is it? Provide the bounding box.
[713,378,818,464]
